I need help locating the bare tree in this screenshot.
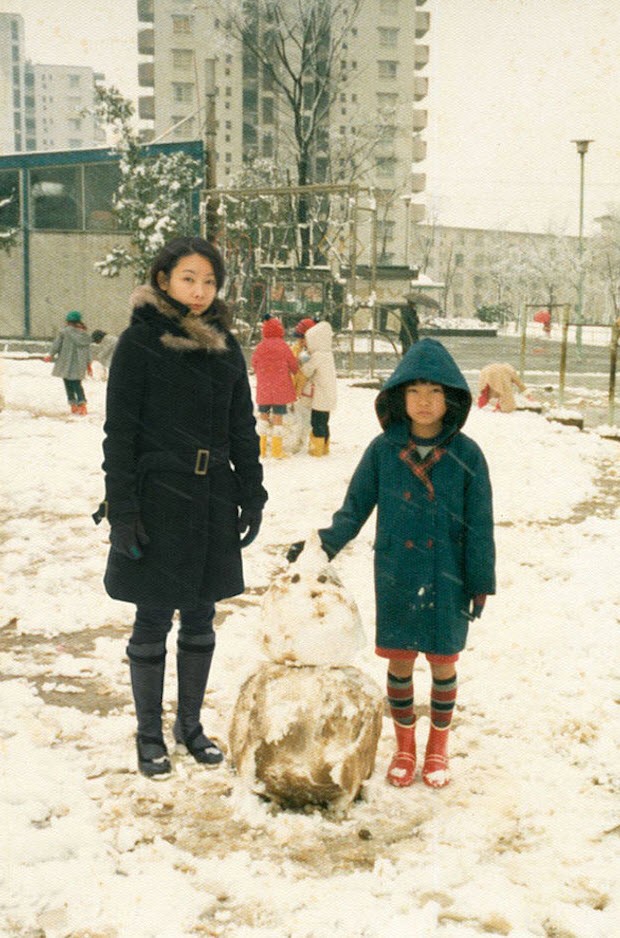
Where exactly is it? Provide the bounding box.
[214,0,366,263]
[590,210,620,324]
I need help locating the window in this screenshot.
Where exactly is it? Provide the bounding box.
[379,0,399,14]
[0,170,20,227]
[378,27,399,47]
[262,134,273,158]
[13,89,21,109]
[172,48,193,69]
[12,45,20,62]
[377,92,398,114]
[376,156,396,178]
[68,118,82,130]
[454,294,463,309]
[262,97,274,123]
[172,14,192,33]
[455,253,464,266]
[377,220,395,241]
[379,124,397,144]
[171,115,195,137]
[68,74,81,88]
[29,165,81,230]
[11,20,19,40]
[378,60,398,80]
[172,82,194,103]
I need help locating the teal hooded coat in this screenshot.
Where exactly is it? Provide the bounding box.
[319,339,495,655]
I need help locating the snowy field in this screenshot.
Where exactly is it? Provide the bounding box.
[1,357,619,938]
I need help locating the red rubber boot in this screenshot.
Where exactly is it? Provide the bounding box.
[386,721,416,787]
[422,724,451,788]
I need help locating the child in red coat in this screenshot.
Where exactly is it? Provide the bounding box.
[251,316,299,458]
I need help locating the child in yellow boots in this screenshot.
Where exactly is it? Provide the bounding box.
[251,315,299,458]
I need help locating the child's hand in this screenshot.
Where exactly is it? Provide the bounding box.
[469,595,487,619]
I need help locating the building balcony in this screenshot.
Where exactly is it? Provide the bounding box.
[138,28,154,56]
[137,0,154,23]
[414,45,430,70]
[411,136,427,162]
[413,76,428,101]
[410,173,426,193]
[138,95,155,121]
[412,109,428,132]
[415,10,430,37]
[138,61,154,87]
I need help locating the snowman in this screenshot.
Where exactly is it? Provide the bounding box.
[229,533,384,810]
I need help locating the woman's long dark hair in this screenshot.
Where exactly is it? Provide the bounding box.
[149,236,232,329]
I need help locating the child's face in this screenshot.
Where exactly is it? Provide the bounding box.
[157,253,218,316]
[404,381,447,437]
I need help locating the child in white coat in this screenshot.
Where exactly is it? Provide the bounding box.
[300,320,337,456]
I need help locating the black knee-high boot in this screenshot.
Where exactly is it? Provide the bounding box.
[173,632,223,765]
[127,639,171,777]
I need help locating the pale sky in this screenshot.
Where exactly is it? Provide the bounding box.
[3,0,619,235]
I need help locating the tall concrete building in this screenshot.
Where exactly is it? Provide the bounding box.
[23,64,106,152]
[0,12,105,154]
[0,12,27,154]
[137,0,430,265]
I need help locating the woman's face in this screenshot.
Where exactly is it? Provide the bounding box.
[157,253,218,316]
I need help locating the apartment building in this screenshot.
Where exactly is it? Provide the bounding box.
[0,13,26,154]
[0,13,105,154]
[136,0,431,265]
[413,223,601,321]
[23,64,106,152]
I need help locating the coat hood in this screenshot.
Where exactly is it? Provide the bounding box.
[375,338,472,433]
[130,284,228,354]
[262,316,285,339]
[304,320,333,353]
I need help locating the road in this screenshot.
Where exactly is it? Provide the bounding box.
[333,331,619,429]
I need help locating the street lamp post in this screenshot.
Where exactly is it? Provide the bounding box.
[572,139,593,357]
[202,58,218,239]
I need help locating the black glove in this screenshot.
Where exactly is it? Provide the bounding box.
[469,594,487,619]
[286,540,305,563]
[110,518,150,560]
[238,508,262,548]
[286,539,336,563]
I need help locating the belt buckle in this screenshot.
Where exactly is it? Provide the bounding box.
[194,448,210,475]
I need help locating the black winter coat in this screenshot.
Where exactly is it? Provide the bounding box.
[101,285,267,607]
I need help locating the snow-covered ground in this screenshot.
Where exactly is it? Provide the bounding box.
[1,357,619,938]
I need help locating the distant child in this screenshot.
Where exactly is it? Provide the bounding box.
[251,315,299,459]
[45,310,92,414]
[290,317,317,450]
[91,329,119,379]
[478,362,528,413]
[299,319,337,456]
[288,338,496,788]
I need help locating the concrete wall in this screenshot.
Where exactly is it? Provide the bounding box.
[0,232,135,338]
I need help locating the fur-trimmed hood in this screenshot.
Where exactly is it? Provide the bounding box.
[130,284,228,354]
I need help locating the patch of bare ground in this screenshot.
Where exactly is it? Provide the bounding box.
[0,616,128,714]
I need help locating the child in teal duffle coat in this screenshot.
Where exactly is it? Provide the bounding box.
[288,338,496,789]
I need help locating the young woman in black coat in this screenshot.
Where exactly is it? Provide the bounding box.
[98,236,267,777]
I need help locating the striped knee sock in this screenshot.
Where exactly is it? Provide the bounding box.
[430,673,457,728]
[387,672,415,726]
